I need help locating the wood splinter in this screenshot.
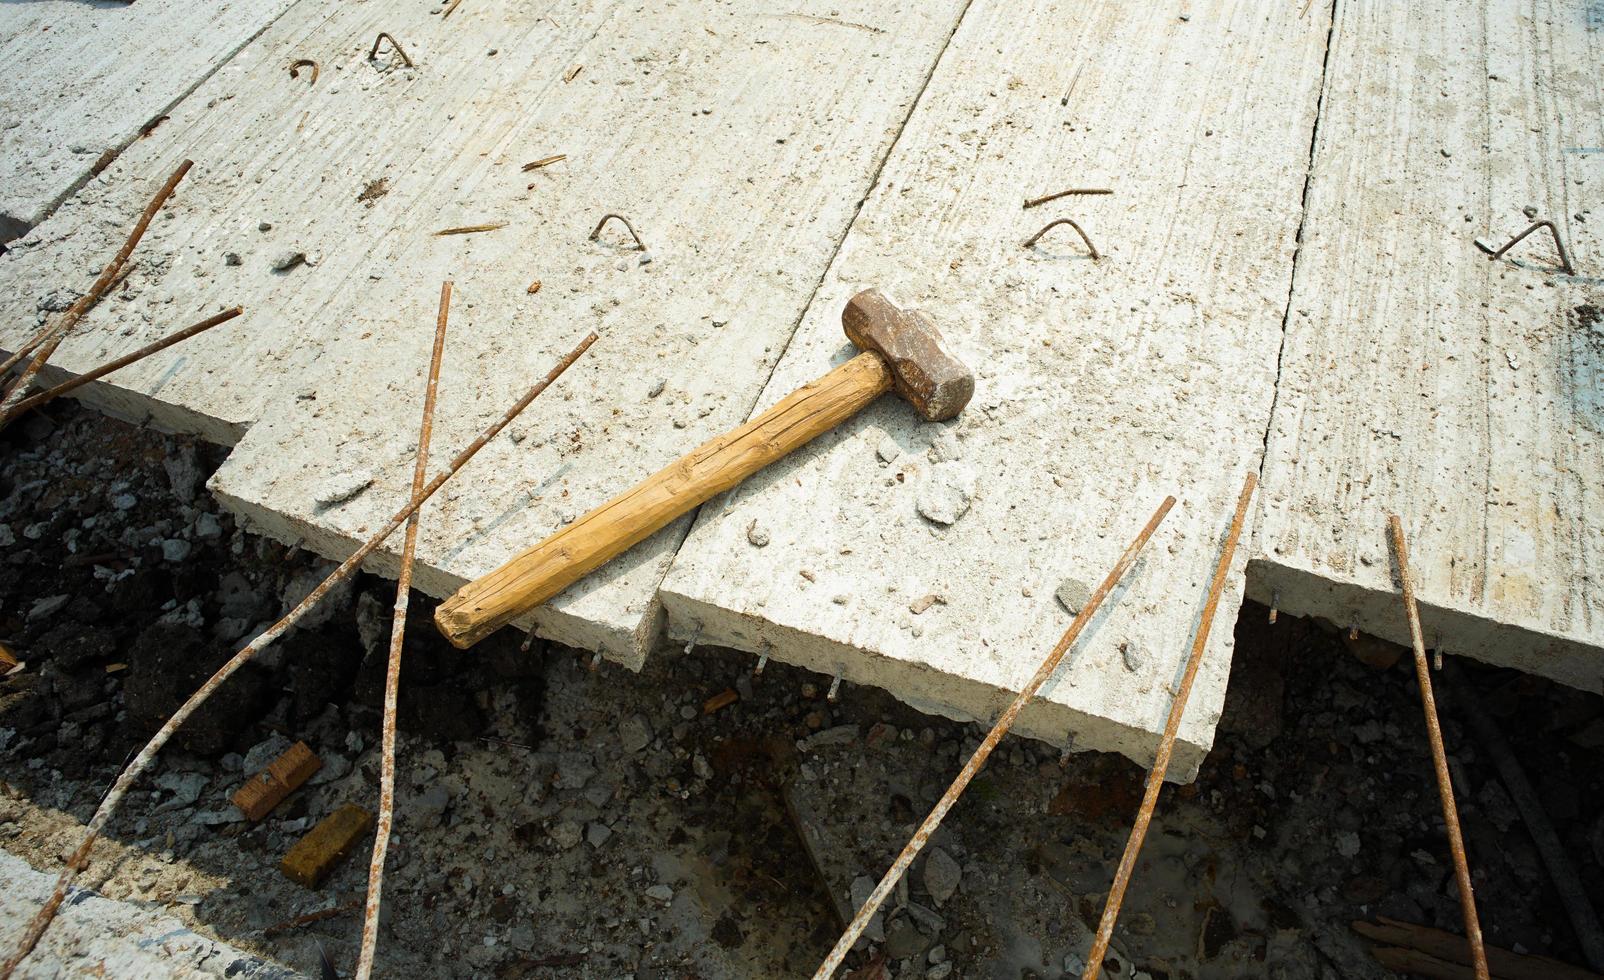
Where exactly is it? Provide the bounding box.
[522,154,566,172]
[434,222,506,236]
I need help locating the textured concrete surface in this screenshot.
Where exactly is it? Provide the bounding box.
[0,851,293,979]
[661,0,1332,777]
[4,0,1601,768]
[0,0,297,243]
[0,0,972,664]
[1252,0,1604,694]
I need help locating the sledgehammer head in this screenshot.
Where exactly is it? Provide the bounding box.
[841,288,974,422]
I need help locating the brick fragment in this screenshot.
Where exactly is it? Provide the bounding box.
[231,741,321,821]
[280,803,373,888]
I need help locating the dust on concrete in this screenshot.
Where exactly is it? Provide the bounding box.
[1,403,1602,978]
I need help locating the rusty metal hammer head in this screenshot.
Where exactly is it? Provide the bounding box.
[841,288,974,422]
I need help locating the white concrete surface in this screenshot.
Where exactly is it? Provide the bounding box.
[0,0,972,664]
[0,851,294,979]
[661,0,1333,777]
[1252,0,1604,694]
[5,0,1601,769]
[0,0,298,243]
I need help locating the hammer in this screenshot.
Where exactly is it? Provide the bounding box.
[434,288,974,648]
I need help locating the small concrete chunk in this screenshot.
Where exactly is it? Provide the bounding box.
[619,714,652,753]
[280,803,372,888]
[1055,578,1091,617]
[915,463,975,525]
[923,847,961,907]
[312,471,373,508]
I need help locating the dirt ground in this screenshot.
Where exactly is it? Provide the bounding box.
[1,404,1602,979]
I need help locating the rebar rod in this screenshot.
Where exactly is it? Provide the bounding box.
[813,495,1176,978]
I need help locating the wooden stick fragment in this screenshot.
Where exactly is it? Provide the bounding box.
[813,496,1176,979]
[0,331,596,980]
[1355,917,1604,980]
[356,282,451,980]
[1081,473,1256,980]
[521,154,566,172]
[1387,514,1490,980]
[4,307,242,423]
[434,222,506,236]
[0,160,193,416]
[264,900,364,938]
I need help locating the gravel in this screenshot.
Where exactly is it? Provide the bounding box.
[0,402,1599,980]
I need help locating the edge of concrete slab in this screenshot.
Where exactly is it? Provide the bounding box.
[213,476,669,670]
[0,353,247,446]
[1244,556,1604,695]
[656,589,1211,783]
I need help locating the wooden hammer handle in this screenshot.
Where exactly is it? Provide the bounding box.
[434,351,892,648]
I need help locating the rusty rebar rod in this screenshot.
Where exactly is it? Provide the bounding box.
[1023,217,1100,259]
[589,213,646,250]
[368,32,413,68]
[1476,219,1575,276]
[0,160,192,414]
[0,331,596,979]
[3,307,242,424]
[1387,514,1489,980]
[1023,187,1113,209]
[1081,473,1257,980]
[356,283,451,979]
[813,495,1176,979]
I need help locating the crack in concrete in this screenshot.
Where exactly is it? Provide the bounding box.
[1255,0,1341,489]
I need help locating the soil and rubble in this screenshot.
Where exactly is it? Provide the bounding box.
[1,404,1602,977]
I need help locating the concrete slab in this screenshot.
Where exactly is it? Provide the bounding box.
[660,0,1333,777]
[0,0,298,243]
[1251,0,1604,694]
[0,0,973,662]
[0,850,293,979]
[0,0,642,443]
